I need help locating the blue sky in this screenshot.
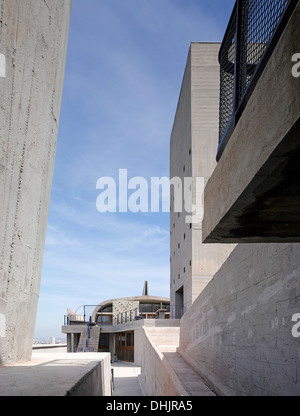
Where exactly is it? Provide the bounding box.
[34,0,235,339]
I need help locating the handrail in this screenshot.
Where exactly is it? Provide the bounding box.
[116,306,177,324]
[75,304,99,322]
[83,316,92,352]
[217,0,298,162]
[117,307,142,325]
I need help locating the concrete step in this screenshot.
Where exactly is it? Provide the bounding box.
[145,327,215,396]
[163,351,216,396]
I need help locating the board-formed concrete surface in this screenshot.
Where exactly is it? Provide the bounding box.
[170,42,235,315]
[179,243,300,396]
[136,325,216,396]
[0,353,111,396]
[0,0,71,364]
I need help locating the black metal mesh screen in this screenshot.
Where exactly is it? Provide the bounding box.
[238,0,290,101]
[219,0,292,145]
[219,9,237,146]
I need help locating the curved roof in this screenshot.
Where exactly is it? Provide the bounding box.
[91,295,170,321]
[91,282,170,321]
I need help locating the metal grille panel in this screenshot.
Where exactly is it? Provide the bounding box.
[219,10,237,147]
[218,0,295,158]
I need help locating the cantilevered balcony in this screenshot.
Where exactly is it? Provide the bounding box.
[203,0,300,243]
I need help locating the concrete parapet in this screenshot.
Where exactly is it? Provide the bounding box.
[0,352,111,396]
[135,325,215,396]
[32,344,67,354]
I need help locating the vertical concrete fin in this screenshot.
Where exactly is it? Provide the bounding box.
[142,281,149,296]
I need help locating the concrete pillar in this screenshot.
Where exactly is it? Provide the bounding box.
[109,333,115,362]
[70,333,75,353]
[0,0,72,364]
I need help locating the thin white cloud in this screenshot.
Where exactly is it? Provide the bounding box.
[35,0,235,338]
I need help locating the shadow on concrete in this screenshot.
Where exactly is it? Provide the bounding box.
[162,352,216,396]
[0,354,109,396]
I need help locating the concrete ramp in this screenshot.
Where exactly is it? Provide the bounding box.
[144,327,216,396]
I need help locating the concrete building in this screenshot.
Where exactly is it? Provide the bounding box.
[2,0,299,397]
[62,282,171,363]
[0,0,72,364]
[177,1,300,396]
[137,1,300,396]
[203,2,300,244]
[61,3,300,395]
[170,42,235,318]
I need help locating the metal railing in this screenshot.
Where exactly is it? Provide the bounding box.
[116,306,173,324]
[63,314,84,325]
[83,316,92,352]
[64,304,179,326]
[217,0,298,161]
[63,304,99,326]
[117,308,142,325]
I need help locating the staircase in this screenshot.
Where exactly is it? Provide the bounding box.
[144,327,216,396]
[77,325,101,352]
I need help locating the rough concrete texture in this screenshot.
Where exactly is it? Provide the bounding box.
[179,243,300,396]
[0,0,71,364]
[170,42,235,315]
[135,325,215,396]
[0,353,111,396]
[203,3,300,243]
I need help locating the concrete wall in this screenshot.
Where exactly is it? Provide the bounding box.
[170,43,235,316]
[0,0,72,364]
[0,352,112,396]
[178,243,300,396]
[67,353,112,396]
[135,326,187,396]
